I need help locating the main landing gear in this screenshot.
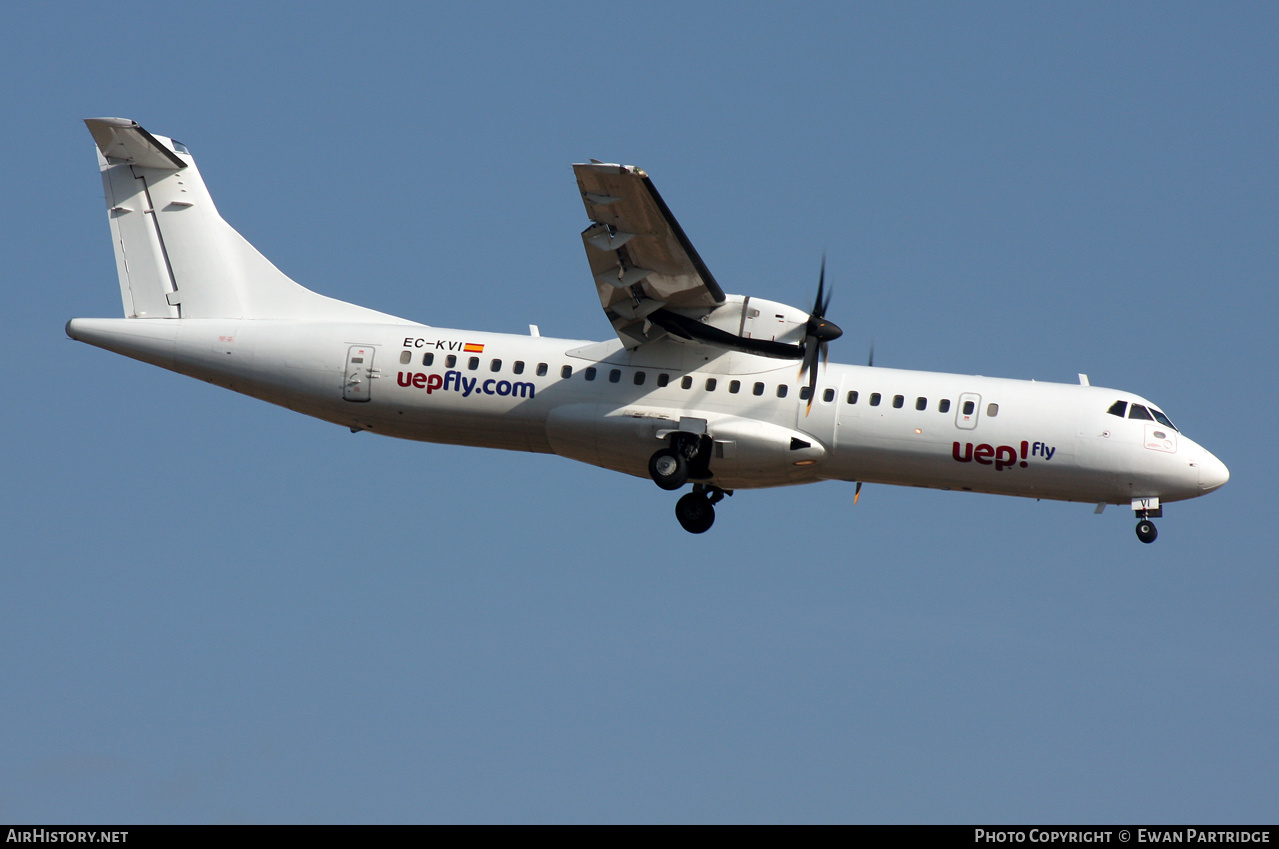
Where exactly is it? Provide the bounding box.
[675,484,729,534]
[648,447,689,491]
[649,435,730,533]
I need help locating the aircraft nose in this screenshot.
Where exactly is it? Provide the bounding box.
[1198,451,1230,493]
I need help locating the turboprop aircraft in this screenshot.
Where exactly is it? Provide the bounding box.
[68,118,1228,542]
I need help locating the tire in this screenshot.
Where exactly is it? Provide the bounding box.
[1135,520,1157,544]
[649,448,689,491]
[675,493,715,534]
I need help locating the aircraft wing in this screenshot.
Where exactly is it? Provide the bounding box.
[574,163,726,347]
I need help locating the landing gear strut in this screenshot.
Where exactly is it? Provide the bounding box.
[675,484,728,534]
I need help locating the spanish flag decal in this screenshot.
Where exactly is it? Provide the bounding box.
[463,342,485,353]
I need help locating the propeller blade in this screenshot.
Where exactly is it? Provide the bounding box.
[812,254,827,317]
[804,355,819,416]
[854,481,863,505]
[799,255,842,416]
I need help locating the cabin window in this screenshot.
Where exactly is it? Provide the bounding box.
[963,400,975,415]
[823,388,835,403]
[584,367,597,381]
[399,351,412,365]
[1129,404,1154,421]
[468,357,479,371]
[987,403,999,417]
[536,362,548,376]
[799,386,811,401]
[561,365,572,378]
[870,393,881,406]
[490,359,501,372]
[681,376,693,389]
[513,361,524,374]
[446,355,457,368]
[753,382,765,396]
[609,369,621,383]
[777,385,788,398]
[729,380,741,394]
[657,373,669,387]
[916,397,927,411]
[846,390,858,405]
[634,371,646,386]
[893,395,904,409]
[1108,400,1128,417]
[423,352,435,367]
[938,399,950,413]
[705,378,717,391]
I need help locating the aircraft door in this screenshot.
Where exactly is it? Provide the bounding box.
[343,345,376,402]
[955,393,981,430]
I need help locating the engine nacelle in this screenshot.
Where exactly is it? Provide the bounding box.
[692,294,810,349]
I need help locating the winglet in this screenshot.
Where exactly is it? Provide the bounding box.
[84,117,186,170]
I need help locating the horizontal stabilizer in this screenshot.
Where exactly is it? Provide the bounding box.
[85,118,186,170]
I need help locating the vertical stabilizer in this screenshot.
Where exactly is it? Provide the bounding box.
[85,118,409,323]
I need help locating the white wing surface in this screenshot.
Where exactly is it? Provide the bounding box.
[574,163,725,347]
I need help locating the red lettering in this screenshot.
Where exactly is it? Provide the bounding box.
[974,444,994,465]
[426,374,443,393]
[397,371,412,387]
[412,373,428,388]
[994,445,1017,471]
[952,442,973,462]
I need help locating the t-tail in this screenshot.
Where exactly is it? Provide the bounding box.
[79,117,403,323]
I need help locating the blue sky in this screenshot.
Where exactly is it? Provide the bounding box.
[2,2,1275,823]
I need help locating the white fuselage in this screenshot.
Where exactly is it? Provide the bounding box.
[66,317,1230,507]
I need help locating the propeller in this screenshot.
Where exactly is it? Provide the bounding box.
[799,255,843,415]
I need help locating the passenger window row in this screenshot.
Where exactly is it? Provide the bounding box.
[398,348,1002,417]
[842,391,998,417]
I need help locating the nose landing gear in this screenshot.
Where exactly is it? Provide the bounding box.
[1132,498,1162,544]
[1135,519,1158,544]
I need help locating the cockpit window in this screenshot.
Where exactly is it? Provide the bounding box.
[1107,400,1127,417]
[1128,404,1154,421]
[1150,409,1178,431]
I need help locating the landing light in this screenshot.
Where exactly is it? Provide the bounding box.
[794,459,817,466]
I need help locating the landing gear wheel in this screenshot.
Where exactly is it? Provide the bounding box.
[1135,519,1158,544]
[649,449,689,491]
[675,492,715,534]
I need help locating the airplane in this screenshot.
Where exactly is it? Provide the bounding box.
[68,118,1229,542]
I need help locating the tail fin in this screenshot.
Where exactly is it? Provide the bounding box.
[85,118,407,323]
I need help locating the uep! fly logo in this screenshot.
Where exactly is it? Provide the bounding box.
[953,440,1055,471]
